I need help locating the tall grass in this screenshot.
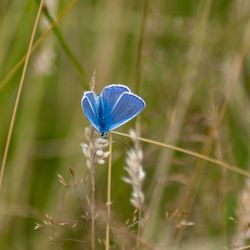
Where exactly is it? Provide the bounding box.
[0,0,45,190]
[0,0,250,249]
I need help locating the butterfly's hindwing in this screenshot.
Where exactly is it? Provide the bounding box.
[81,92,101,132]
[101,84,131,116]
[108,92,145,131]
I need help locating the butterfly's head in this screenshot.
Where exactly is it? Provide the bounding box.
[101,131,108,138]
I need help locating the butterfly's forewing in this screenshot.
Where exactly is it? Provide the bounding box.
[107,92,145,131]
[100,84,130,115]
[81,92,101,132]
[84,92,99,116]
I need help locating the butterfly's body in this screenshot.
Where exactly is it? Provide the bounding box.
[81,84,145,135]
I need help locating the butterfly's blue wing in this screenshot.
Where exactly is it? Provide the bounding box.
[84,91,99,117]
[81,91,101,132]
[81,85,145,135]
[101,84,130,107]
[107,92,145,131]
[100,84,131,115]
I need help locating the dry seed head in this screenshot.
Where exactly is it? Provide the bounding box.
[81,127,109,170]
[123,129,145,210]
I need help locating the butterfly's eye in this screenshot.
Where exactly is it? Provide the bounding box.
[101,132,107,138]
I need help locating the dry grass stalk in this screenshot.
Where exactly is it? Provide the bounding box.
[113,131,250,178]
[123,129,145,247]
[105,134,113,250]
[123,129,145,210]
[0,0,45,191]
[81,127,109,250]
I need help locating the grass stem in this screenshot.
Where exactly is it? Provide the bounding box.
[0,0,45,191]
[90,130,96,250]
[112,131,250,178]
[136,209,142,248]
[105,134,113,250]
[91,174,95,250]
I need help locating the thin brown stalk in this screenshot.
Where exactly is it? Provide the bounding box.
[91,171,96,250]
[81,127,109,249]
[136,209,142,248]
[112,131,250,178]
[105,134,113,250]
[90,130,96,250]
[0,0,45,191]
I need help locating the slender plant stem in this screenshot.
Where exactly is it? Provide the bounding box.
[0,0,45,191]
[91,167,95,250]
[136,209,142,248]
[105,134,113,250]
[90,129,96,250]
[112,131,250,178]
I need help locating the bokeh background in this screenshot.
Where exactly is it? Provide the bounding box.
[0,0,250,249]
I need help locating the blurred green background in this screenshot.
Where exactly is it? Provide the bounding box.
[0,0,250,249]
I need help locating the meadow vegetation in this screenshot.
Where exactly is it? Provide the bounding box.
[0,0,250,249]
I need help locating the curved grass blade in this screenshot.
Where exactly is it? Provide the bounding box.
[112,131,250,179]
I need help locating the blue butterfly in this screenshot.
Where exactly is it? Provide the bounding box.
[81,84,145,136]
